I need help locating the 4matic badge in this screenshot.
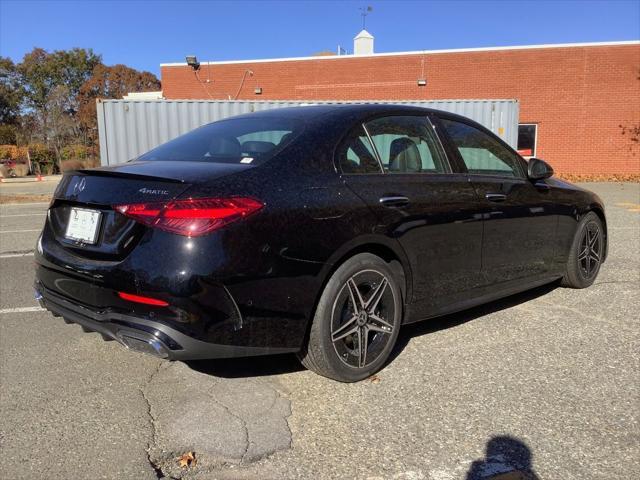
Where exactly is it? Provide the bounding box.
[138,187,170,195]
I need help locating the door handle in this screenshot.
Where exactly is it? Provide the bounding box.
[485,193,507,202]
[379,196,410,207]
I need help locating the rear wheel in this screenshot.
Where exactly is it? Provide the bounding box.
[561,212,604,288]
[298,253,402,382]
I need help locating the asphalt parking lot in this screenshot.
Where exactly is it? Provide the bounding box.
[0,181,638,480]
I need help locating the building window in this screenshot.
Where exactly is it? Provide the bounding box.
[517,124,538,157]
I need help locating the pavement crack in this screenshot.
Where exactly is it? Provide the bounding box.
[253,380,293,451]
[140,362,163,478]
[538,299,603,322]
[208,393,251,465]
[536,299,637,334]
[274,387,293,450]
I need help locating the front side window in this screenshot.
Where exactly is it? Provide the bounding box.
[138,117,301,165]
[440,118,524,178]
[365,116,449,174]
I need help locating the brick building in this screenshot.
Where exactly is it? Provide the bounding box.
[160,36,640,175]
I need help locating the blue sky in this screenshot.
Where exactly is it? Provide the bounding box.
[1,0,638,76]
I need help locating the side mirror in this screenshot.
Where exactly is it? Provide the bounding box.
[528,157,554,180]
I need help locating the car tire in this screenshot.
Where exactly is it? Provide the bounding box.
[298,253,402,382]
[561,212,604,289]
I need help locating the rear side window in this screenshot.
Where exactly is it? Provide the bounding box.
[138,117,301,164]
[365,116,448,174]
[336,125,383,174]
[440,118,525,178]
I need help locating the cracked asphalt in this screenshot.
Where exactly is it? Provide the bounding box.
[0,182,638,479]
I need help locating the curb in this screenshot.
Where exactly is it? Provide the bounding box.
[0,195,52,204]
[0,175,58,184]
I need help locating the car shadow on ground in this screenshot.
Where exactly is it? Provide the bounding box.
[389,280,560,364]
[187,352,305,378]
[187,281,560,379]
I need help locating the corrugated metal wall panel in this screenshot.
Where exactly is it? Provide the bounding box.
[97,99,519,165]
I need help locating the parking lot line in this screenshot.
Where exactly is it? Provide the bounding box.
[615,202,640,212]
[1,213,46,217]
[0,306,45,314]
[0,252,34,258]
[0,229,42,233]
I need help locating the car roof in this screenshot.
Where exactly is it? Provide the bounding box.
[225,103,455,123]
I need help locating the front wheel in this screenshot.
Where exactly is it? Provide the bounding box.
[561,212,604,288]
[298,253,402,382]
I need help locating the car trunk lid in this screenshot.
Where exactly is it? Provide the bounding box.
[47,161,251,259]
[54,160,251,204]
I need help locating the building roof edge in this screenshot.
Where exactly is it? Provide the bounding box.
[160,40,640,67]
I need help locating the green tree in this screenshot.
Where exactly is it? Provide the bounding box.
[0,125,16,144]
[0,56,23,125]
[55,48,103,107]
[17,47,101,147]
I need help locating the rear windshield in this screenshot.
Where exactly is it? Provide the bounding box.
[138,117,302,164]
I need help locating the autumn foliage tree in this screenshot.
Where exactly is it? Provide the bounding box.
[13,48,101,170]
[0,47,160,173]
[78,64,161,141]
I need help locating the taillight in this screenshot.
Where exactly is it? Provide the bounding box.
[113,197,263,237]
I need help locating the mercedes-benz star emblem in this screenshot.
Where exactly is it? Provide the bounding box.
[73,177,87,194]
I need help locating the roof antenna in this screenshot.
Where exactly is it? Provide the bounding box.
[359,5,372,30]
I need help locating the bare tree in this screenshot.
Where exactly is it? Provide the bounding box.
[46,85,76,171]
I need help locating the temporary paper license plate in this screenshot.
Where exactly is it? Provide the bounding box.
[65,207,101,244]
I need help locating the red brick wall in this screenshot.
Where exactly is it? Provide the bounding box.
[161,44,640,175]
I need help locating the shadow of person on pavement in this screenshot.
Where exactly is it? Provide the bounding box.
[466,435,540,480]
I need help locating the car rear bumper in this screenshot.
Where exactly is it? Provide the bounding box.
[34,282,298,361]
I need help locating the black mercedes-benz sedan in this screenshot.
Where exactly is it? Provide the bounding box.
[34,105,607,382]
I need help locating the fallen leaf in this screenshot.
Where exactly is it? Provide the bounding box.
[177,451,197,469]
[369,375,381,384]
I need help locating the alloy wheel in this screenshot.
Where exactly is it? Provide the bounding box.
[330,269,397,369]
[578,221,602,280]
